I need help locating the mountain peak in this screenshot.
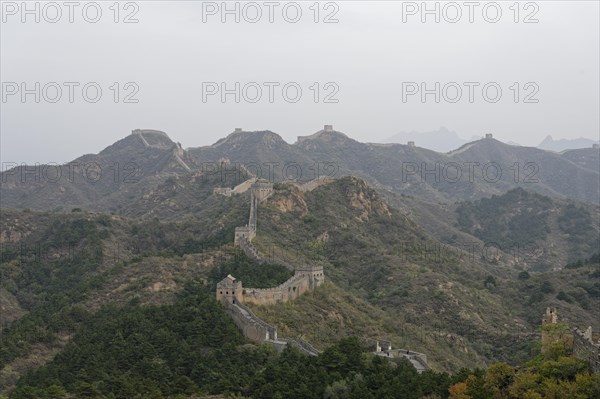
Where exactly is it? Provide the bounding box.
[97,129,175,157]
[296,125,353,144]
[543,134,553,141]
[212,130,287,148]
[538,134,599,152]
[130,129,175,149]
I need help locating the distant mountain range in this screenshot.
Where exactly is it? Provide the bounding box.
[1,127,599,213]
[537,135,599,152]
[382,127,478,152]
[383,128,598,153]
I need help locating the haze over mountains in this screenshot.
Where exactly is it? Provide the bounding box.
[382,127,599,153]
[2,127,599,212]
[382,127,478,152]
[537,135,600,152]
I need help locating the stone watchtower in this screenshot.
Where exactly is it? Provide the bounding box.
[250,178,274,202]
[541,307,560,353]
[216,274,243,305]
[324,125,333,132]
[295,264,325,290]
[542,307,558,325]
[485,133,493,139]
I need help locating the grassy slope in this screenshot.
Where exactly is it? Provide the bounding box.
[250,178,600,372]
[1,176,597,390]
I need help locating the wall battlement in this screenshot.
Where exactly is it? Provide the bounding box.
[216,176,324,354]
[573,326,600,373]
[217,257,324,306]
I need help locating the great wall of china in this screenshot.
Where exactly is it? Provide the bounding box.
[212,173,430,370]
[542,307,600,373]
[132,129,193,172]
[214,177,325,356]
[131,127,430,367]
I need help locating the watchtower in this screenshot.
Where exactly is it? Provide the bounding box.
[216,274,244,305]
[250,178,274,202]
[541,307,560,353]
[324,125,333,132]
[295,264,325,289]
[543,307,558,325]
[485,133,493,139]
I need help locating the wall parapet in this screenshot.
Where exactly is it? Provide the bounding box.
[573,327,600,373]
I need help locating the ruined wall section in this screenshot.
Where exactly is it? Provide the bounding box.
[573,327,600,373]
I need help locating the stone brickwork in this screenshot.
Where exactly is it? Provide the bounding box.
[573,327,600,373]
[226,299,277,342]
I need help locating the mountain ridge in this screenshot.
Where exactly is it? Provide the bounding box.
[2,128,599,212]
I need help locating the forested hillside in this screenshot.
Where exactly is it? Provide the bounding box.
[1,175,598,398]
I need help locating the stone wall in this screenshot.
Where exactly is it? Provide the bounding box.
[214,177,257,197]
[573,327,600,373]
[216,176,323,356]
[226,300,276,342]
[220,298,320,356]
[248,193,258,231]
[281,337,321,356]
[231,178,257,195]
[172,147,192,172]
[213,187,232,196]
[234,227,256,247]
[236,231,295,272]
[131,129,173,149]
[242,273,309,305]
[219,260,325,306]
[217,265,324,307]
[291,176,334,193]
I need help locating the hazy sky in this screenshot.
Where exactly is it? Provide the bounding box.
[1,0,599,164]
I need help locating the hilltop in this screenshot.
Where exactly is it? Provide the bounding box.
[2,128,599,213]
